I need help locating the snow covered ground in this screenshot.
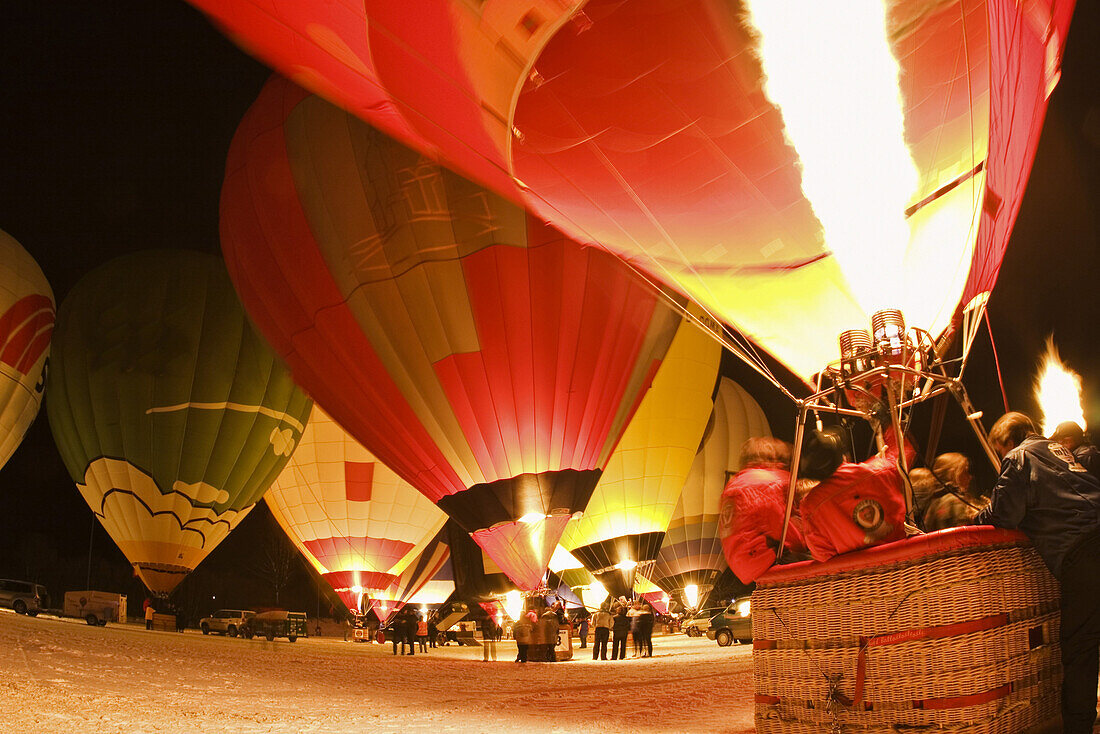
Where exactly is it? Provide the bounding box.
[0,608,755,733]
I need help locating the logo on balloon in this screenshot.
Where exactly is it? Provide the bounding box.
[269,427,298,457]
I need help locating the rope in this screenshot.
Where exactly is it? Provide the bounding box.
[983,310,1010,412]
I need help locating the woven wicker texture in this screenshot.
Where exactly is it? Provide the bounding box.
[753,530,1061,733]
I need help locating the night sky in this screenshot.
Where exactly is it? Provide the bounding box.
[1,1,1097,610]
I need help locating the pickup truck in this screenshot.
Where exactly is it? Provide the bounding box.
[199,609,255,637]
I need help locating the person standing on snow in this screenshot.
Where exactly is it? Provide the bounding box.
[512,611,533,662]
[974,412,1100,734]
[610,603,630,660]
[591,604,613,660]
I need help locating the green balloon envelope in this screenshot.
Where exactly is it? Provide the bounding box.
[47,250,312,594]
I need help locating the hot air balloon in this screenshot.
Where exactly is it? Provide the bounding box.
[559,310,721,597]
[188,0,1073,389]
[219,77,681,591]
[0,229,54,472]
[372,530,451,623]
[264,404,448,614]
[647,377,770,609]
[46,250,313,594]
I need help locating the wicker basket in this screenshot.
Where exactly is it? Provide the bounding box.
[752,527,1061,733]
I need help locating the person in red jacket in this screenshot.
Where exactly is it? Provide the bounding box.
[798,425,916,562]
[719,437,808,583]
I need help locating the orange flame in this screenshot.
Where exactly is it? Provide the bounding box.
[1034,337,1085,436]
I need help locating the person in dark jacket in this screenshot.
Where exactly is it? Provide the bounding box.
[539,607,560,662]
[637,599,655,657]
[400,609,417,655]
[974,412,1100,734]
[512,612,534,662]
[427,616,438,648]
[575,606,590,648]
[1051,420,1100,477]
[610,604,631,660]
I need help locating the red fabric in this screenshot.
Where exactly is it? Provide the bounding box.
[800,429,916,562]
[220,77,465,502]
[304,537,415,573]
[343,461,374,503]
[0,294,53,375]
[719,467,806,584]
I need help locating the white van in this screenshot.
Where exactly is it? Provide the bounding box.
[63,590,127,626]
[0,579,49,616]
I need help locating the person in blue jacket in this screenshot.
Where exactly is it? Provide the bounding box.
[975,412,1100,734]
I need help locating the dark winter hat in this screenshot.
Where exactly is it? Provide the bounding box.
[1050,421,1085,441]
[799,427,847,480]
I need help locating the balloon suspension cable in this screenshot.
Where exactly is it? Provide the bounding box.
[601,248,801,404]
[982,309,1010,414]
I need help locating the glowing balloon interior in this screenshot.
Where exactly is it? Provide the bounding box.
[264,404,448,613]
[188,0,1073,385]
[220,77,681,590]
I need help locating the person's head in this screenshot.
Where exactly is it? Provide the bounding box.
[908,467,938,506]
[932,452,972,493]
[1050,421,1085,451]
[799,426,849,480]
[989,412,1036,458]
[738,437,792,471]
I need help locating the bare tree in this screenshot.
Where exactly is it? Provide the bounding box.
[251,531,297,606]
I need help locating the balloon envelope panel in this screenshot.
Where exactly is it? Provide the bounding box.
[187,0,1072,383]
[220,77,681,589]
[648,377,770,601]
[265,404,448,611]
[47,250,313,594]
[561,311,721,597]
[0,229,54,472]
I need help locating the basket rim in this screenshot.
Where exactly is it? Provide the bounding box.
[756,527,1030,587]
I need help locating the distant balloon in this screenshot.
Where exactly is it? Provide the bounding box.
[560,311,721,597]
[47,251,312,594]
[372,530,451,622]
[0,229,54,472]
[647,378,770,608]
[220,77,681,590]
[265,404,448,613]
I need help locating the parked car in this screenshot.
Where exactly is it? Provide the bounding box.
[0,578,49,616]
[199,609,255,637]
[240,610,308,641]
[682,606,725,637]
[707,598,753,647]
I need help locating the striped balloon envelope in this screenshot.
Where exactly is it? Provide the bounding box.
[219,76,682,590]
[46,251,313,594]
[0,229,54,473]
[559,309,721,597]
[264,404,448,614]
[647,377,770,609]
[372,531,451,623]
[189,0,1074,387]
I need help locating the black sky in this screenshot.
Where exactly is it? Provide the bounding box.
[0,1,1097,605]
